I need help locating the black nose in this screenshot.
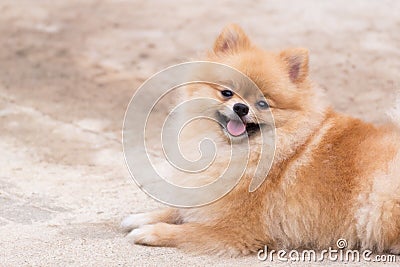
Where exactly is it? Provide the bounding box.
[233,103,249,117]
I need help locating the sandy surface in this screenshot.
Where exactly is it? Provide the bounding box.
[0,0,399,266]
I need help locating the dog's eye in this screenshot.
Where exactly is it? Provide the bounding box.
[256,100,269,109]
[221,90,233,98]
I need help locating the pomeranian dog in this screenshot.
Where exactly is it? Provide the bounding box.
[121,24,400,256]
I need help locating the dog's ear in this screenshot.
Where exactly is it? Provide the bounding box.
[279,48,309,83]
[213,24,251,54]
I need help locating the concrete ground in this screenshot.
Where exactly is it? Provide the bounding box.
[0,0,399,266]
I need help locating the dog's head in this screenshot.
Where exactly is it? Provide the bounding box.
[185,24,325,148]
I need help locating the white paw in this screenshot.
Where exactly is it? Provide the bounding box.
[120,213,152,231]
[126,225,158,245]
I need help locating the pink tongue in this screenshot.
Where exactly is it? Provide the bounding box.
[227,120,246,136]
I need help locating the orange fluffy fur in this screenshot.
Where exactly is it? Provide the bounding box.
[122,24,400,256]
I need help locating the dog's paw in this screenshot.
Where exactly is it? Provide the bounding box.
[126,224,160,246]
[389,244,400,255]
[120,213,152,231]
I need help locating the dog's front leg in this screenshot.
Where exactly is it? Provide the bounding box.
[127,222,263,256]
[121,208,180,231]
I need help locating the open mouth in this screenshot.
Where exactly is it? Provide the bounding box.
[217,112,261,137]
